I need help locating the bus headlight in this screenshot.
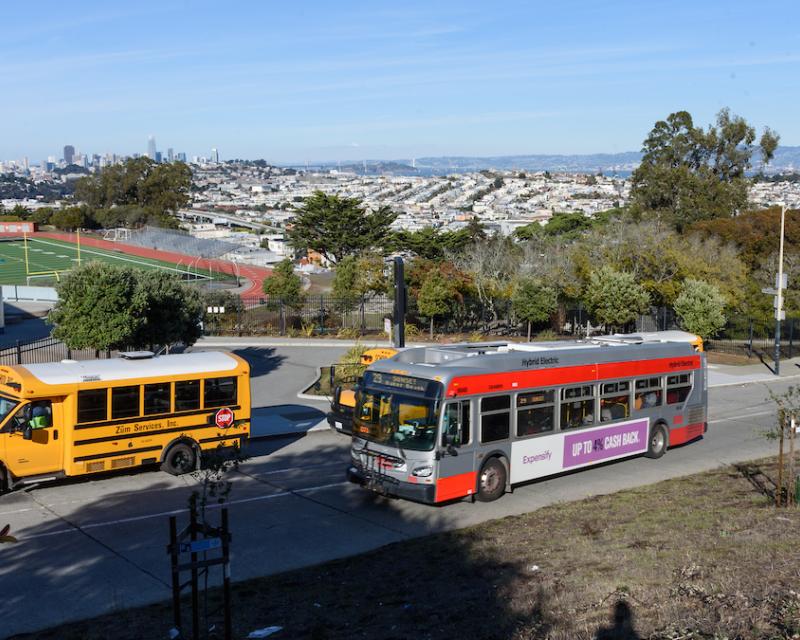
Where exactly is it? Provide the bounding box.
[412,465,433,477]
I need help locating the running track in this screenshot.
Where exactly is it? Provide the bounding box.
[32,232,270,297]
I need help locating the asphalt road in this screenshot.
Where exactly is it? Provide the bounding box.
[0,347,788,638]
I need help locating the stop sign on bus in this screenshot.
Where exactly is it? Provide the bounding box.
[215,407,234,428]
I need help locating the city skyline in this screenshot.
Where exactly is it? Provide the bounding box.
[3,1,800,162]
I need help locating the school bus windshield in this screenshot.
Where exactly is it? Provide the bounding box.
[354,388,439,451]
[0,395,19,425]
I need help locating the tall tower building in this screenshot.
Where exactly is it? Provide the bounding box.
[167,147,174,162]
[147,135,157,160]
[63,145,75,165]
[211,148,219,163]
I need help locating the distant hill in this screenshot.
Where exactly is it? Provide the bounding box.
[284,146,800,176]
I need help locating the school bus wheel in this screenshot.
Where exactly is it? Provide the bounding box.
[162,441,198,476]
[476,457,507,502]
[646,423,669,459]
[0,465,8,494]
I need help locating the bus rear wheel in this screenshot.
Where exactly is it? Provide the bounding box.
[646,424,668,459]
[476,458,507,502]
[162,443,197,476]
[0,466,8,494]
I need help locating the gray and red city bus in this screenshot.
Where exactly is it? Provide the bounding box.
[346,336,707,504]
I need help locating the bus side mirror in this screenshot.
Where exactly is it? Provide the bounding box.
[22,425,33,441]
[442,432,459,455]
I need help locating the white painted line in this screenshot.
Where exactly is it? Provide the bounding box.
[0,507,34,516]
[19,481,351,540]
[708,409,773,424]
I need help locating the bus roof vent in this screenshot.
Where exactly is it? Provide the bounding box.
[119,351,156,360]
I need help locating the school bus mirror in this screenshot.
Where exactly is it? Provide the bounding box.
[21,425,33,441]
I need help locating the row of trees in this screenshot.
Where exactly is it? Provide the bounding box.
[261,107,786,339]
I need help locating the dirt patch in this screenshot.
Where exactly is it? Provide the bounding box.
[13,458,800,640]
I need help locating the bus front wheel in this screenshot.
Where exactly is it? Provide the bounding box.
[162,442,198,476]
[476,458,507,502]
[646,424,668,459]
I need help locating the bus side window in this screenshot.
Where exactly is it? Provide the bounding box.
[112,386,140,420]
[480,395,510,443]
[600,381,630,422]
[175,380,200,411]
[144,382,171,416]
[634,377,662,411]
[204,377,238,408]
[667,374,692,405]
[78,389,108,423]
[560,385,594,430]
[517,390,555,436]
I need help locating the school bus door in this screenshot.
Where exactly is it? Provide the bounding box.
[1,400,64,478]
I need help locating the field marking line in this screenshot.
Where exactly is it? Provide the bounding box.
[30,237,214,280]
[18,481,351,540]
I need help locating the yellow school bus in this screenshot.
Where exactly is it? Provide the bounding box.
[0,350,250,491]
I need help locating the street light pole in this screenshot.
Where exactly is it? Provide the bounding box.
[775,204,787,376]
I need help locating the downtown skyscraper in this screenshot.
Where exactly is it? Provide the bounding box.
[147,135,157,160]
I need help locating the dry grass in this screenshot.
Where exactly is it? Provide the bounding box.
[13,458,800,640]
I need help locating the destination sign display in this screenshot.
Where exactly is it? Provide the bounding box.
[366,372,431,394]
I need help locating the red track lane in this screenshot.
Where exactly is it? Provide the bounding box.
[30,232,271,297]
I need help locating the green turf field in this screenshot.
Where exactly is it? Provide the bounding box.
[0,237,235,286]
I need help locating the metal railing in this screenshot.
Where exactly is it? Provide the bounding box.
[0,336,114,366]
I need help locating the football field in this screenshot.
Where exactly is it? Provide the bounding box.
[0,236,233,286]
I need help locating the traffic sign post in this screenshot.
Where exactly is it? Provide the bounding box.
[168,505,232,640]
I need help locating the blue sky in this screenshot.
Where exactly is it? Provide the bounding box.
[3,0,799,163]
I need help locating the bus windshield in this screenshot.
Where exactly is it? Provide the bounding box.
[354,389,439,451]
[0,395,20,425]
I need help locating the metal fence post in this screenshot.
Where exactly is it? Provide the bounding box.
[279,299,286,336]
[790,318,795,359]
[319,295,325,333]
[748,319,753,358]
[360,296,366,335]
[15,341,21,365]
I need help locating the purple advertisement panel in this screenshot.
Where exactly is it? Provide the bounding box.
[562,419,649,469]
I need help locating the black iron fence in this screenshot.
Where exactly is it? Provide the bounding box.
[0,336,115,366]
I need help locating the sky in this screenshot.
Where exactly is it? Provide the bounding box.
[3,0,800,163]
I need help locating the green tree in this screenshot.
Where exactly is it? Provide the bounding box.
[132,271,203,349]
[332,255,361,312]
[262,258,305,309]
[673,279,727,339]
[74,158,191,226]
[583,266,650,331]
[49,263,204,350]
[287,191,396,264]
[417,269,458,338]
[50,206,89,231]
[630,109,779,229]
[49,263,145,350]
[512,278,558,340]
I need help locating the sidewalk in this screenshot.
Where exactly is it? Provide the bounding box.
[707,356,800,387]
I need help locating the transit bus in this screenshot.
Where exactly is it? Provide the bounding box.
[346,337,707,504]
[0,351,250,492]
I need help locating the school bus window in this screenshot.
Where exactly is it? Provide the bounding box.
[144,382,171,416]
[204,377,237,408]
[667,373,692,405]
[112,386,140,419]
[517,390,554,437]
[634,377,662,411]
[600,380,630,422]
[560,385,594,430]
[481,395,510,443]
[175,380,200,411]
[78,389,108,423]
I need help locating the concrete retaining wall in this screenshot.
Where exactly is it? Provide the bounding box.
[1,285,58,302]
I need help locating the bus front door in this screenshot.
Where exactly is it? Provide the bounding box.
[2,400,63,479]
[436,400,477,502]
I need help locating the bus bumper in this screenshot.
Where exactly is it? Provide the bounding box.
[346,465,436,504]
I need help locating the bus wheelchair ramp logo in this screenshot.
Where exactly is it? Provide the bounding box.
[215,407,235,429]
